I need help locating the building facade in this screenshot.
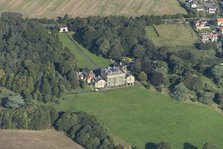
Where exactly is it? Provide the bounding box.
[101,67,126,87]
[59,26,69,32]
[93,77,106,89]
[126,74,135,85]
[201,33,218,43]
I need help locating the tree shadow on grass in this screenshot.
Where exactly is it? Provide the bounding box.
[184,142,198,149]
[145,142,157,149]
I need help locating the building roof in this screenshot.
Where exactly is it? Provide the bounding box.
[82,68,94,76]
[217,18,223,23]
[94,76,105,82]
[102,66,125,76]
[126,73,134,78]
[60,26,68,28]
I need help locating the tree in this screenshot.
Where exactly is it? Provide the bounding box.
[80,80,86,89]
[133,61,142,73]
[168,55,186,75]
[3,95,25,109]
[150,72,164,86]
[95,37,110,56]
[142,61,153,74]
[171,82,189,101]
[198,91,215,104]
[216,92,223,105]
[0,68,5,80]
[183,74,203,92]
[157,142,171,149]
[0,16,79,102]
[138,71,147,82]
[211,65,223,86]
[133,44,146,58]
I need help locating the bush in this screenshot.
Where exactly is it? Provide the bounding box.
[138,71,147,82]
[171,82,189,101]
[198,91,215,105]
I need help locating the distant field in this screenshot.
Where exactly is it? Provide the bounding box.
[56,87,223,149]
[0,129,83,149]
[146,23,218,60]
[59,33,111,69]
[0,0,186,18]
[146,24,198,48]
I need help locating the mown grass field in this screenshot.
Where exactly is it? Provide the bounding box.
[0,0,186,18]
[0,129,83,149]
[146,24,198,48]
[146,23,219,59]
[59,33,111,69]
[56,87,223,149]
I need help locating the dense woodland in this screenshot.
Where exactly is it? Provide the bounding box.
[0,13,78,103]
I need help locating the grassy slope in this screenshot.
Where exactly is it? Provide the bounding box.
[146,24,198,48]
[146,23,219,60]
[59,33,111,69]
[0,0,186,18]
[56,87,223,149]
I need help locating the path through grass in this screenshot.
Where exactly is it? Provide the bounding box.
[59,33,111,69]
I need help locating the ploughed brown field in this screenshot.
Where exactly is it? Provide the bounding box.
[0,129,83,149]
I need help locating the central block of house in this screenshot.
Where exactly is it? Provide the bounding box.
[101,66,126,87]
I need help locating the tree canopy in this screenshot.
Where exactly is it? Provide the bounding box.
[0,14,78,102]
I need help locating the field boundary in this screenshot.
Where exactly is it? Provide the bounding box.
[152,25,160,37]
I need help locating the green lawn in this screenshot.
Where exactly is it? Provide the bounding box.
[59,33,111,69]
[146,24,218,59]
[146,24,198,48]
[56,87,223,149]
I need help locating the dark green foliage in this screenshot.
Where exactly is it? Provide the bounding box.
[198,91,215,105]
[197,42,217,51]
[80,80,86,89]
[0,105,55,130]
[183,74,203,92]
[216,92,223,105]
[2,94,25,109]
[171,82,189,101]
[68,16,155,59]
[144,81,151,89]
[55,111,117,149]
[0,15,78,102]
[150,72,164,86]
[142,61,153,74]
[210,65,223,86]
[132,61,142,73]
[167,55,189,75]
